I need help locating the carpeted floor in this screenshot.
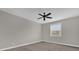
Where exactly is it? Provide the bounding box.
[4,42,79,51]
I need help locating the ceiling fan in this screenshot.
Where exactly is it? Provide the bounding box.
[38,12,52,21]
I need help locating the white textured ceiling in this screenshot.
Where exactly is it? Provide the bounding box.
[0,8,79,24]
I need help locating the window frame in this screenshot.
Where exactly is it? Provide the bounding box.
[50,23,62,37]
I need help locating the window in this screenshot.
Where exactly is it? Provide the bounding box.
[50,23,62,37]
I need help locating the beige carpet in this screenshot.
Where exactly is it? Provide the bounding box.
[4,42,79,51]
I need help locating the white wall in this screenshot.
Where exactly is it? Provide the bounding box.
[0,11,42,50]
[42,16,79,47]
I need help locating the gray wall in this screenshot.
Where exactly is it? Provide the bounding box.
[42,16,79,47]
[0,11,42,49]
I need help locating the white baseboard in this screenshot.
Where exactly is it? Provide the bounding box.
[44,40,79,48]
[0,40,42,51]
[1,40,79,51]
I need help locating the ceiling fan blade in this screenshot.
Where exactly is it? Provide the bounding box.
[45,13,51,17]
[37,17,43,19]
[38,14,43,16]
[46,17,52,19]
